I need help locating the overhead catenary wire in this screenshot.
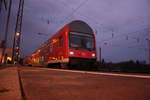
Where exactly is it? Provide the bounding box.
[51,0,104,35]
[0,0,7,14]
[99,27,150,43]
[103,43,147,50]
[60,0,89,23]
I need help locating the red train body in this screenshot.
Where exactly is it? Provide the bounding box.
[24,20,97,68]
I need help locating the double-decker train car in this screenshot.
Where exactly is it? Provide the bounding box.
[24,20,97,68]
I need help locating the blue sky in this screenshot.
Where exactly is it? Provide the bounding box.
[0,0,150,63]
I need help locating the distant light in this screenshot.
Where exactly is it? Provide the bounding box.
[69,51,74,55]
[16,32,20,36]
[38,50,41,52]
[92,53,95,57]
[7,57,12,61]
[16,47,19,49]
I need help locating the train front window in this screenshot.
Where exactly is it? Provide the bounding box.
[70,32,94,50]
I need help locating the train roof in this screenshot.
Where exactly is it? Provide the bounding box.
[69,20,94,34]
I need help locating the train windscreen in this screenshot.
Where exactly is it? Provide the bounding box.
[69,32,94,51]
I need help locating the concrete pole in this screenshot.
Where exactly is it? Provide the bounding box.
[0,0,12,64]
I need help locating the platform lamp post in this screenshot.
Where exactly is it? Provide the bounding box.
[12,0,24,64]
[146,38,150,65]
[0,0,12,64]
[12,32,21,64]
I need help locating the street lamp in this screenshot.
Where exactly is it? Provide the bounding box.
[16,32,20,36]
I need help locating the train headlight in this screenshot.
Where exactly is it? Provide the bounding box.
[69,51,74,55]
[92,53,95,57]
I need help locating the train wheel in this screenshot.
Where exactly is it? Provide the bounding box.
[60,63,68,69]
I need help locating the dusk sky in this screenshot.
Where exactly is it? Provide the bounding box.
[0,0,150,63]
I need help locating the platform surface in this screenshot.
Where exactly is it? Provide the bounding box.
[0,66,150,100]
[20,67,150,100]
[0,66,22,100]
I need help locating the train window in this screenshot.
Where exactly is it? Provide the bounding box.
[49,45,53,52]
[58,36,63,47]
[70,32,94,51]
[43,47,48,53]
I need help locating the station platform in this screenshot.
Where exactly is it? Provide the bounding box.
[0,66,22,100]
[0,65,150,100]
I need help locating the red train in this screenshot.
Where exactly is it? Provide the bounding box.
[24,20,97,68]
